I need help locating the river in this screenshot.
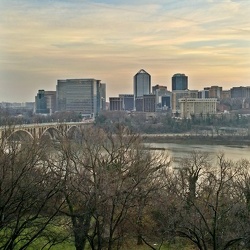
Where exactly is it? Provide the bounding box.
[145,142,250,166]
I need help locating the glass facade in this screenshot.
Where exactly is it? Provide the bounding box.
[35,90,49,114]
[172,73,188,91]
[56,79,103,117]
[134,69,151,98]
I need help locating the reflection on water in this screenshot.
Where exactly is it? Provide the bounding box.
[145,142,250,165]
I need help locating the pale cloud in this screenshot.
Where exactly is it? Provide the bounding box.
[0,0,249,101]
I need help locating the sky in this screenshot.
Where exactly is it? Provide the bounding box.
[0,0,249,102]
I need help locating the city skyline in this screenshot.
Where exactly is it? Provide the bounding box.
[0,0,249,102]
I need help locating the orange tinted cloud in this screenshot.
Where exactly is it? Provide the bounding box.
[0,0,249,101]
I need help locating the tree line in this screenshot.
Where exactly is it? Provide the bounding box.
[95,111,250,134]
[1,124,250,250]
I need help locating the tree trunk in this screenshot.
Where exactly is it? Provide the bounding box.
[74,231,87,250]
[137,234,143,245]
[73,214,92,250]
[188,177,197,203]
[137,196,144,246]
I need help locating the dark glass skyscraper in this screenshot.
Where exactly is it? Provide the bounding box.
[35,90,48,114]
[172,73,188,91]
[134,69,151,98]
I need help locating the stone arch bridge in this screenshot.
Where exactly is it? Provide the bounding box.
[0,122,93,142]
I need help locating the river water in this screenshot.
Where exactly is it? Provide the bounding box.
[145,142,250,165]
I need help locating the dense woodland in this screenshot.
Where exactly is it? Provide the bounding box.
[1,123,250,250]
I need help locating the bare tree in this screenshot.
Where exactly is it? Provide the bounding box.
[154,152,249,250]
[50,124,169,250]
[233,159,250,246]
[93,127,169,249]
[0,127,64,250]
[177,151,211,203]
[235,159,250,211]
[48,126,100,250]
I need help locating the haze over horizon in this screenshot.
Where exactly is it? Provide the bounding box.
[0,0,249,102]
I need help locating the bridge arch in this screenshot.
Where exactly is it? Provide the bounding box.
[67,125,81,140]
[40,127,62,141]
[7,129,34,142]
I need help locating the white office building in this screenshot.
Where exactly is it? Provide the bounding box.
[179,98,217,119]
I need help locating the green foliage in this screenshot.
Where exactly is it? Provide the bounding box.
[0,216,72,250]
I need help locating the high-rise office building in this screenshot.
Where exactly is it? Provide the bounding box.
[143,94,156,112]
[35,90,55,114]
[152,84,167,94]
[44,91,56,114]
[158,90,172,110]
[221,90,231,100]
[109,97,123,111]
[100,83,106,111]
[198,90,209,99]
[152,84,171,111]
[135,97,143,112]
[35,90,49,114]
[119,94,134,111]
[134,95,156,112]
[204,86,222,99]
[230,86,250,99]
[134,69,151,98]
[56,79,104,118]
[162,96,171,109]
[172,73,188,91]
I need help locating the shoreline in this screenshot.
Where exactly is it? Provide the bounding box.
[141,134,250,146]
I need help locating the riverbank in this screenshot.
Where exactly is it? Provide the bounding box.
[141,134,250,146]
